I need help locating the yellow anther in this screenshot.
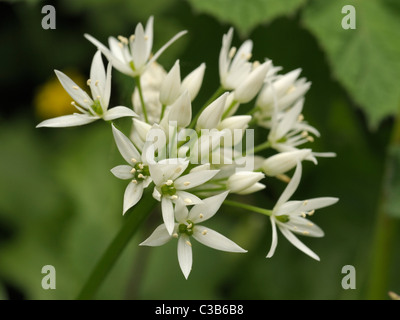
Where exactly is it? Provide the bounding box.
[166,180,173,186]
[229,47,237,59]
[186,240,192,247]
[87,79,92,86]
[131,179,138,184]
[199,213,204,219]
[130,168,136,174]
[308,209,315,216]
[184,198,193,205]
[72,86,79,90]
[183,182,191,186]
[202,230,208,235]
[172,233,179,238]
[131,158,137,163]
[170,195,178,200]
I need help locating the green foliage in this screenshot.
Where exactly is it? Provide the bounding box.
[187,0,305,36]
[385,145,400,218]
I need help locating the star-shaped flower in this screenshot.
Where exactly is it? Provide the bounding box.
[140,191,247,278]
[85,16,187,78]
[110,125,152,214]
[149,159,219,235]
[36,51,137,128]
[267,162,338,260]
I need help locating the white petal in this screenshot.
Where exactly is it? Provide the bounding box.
[174,199,189,223]
[139,223,173,246]
[281,216,324,238]
[279,226,320,261]
[162,197,175,235]
[55,70,93,109]
[175,169,219,190]
[144,16,154,61]
[193,226,246,253]
[159,60,181,106]
[36,114,97,128]
[112,124,141,164]
[89,51,107,109]
[181,63,206,101]
[275,161,302,209]
[274,99,303,140]
[168,90,192,128]
[274,200,302,216]
[266,217,278,258]
[110,165,134,180]
[148,30,188,66]
[103,106,138,120]
[123,182,144,214]
[235,182,266,195]
[131,23,148,70]
[301,197,339,212]
[177,234,193,279]
[189,191,229,222]
[175,191,202,205]
[152,187,161,201]
[196,92,228,130]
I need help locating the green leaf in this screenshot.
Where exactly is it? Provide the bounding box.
[187,0,305,36]
[302,0,400,129]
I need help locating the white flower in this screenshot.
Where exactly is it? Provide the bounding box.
[196,92,229,130]
[256,68,311,116]
[85,16,187,77]
[267,162,338,260]
[267,99,320,153]
[261,149,313,177]
[36,51,137,128]
[110,125,152,214]
[167,90,192,128]
[226,171,265,194]
[219,28,253,90]
[159,60,182,106]
[234,61,271,103]
[149,159,219,234]
[140,191,247,279]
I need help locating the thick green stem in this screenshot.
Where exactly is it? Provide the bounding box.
[135,76,149,123]
[221,99,238,120]
[251,140,271,154]
[76,189,157,300]
[367,111,400,300]
[223,199,272,216]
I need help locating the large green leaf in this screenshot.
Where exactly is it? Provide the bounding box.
[187,0,305,36]
[302,0,400,129]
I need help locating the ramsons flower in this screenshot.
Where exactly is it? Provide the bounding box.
[37,51,137,128]
[140,191,247,278]
[149,159,219,235]
[266,162,338,260]
[110,125,152,214]
[85,16,187,77]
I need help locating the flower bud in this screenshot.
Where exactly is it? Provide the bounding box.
[234,61,271,103]
[262,149,312,177]
[181,63,206,101]
[227,171,264,194]
[159,60,181,105]
[196,92,229,130]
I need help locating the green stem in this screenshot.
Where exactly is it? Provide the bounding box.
[76,189,157,300]
[251,141,271,154]
[223,199,272,217]
[189,86,225,129]
[135,76,149,123]
[221,99,238,120]
[367,111,400,300]
[160,104,167,122]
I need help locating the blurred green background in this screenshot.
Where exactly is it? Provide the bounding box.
[0,0,399,300]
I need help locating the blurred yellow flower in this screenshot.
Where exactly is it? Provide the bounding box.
[34,70,86,120]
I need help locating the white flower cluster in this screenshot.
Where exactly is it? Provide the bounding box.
[36,17,338,279]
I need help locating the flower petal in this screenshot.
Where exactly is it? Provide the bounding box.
[139,223,173,246]
[279,226,320,261]
[55,70,93,109]
[175,170,219,190]
[162,197,175,235]
[301,197,339,212]
[89,51,107,108]
[275,161,302,209]
[266,217,278,258]
[112,124,141,164]
[177,234,193,279]
[175,191,202,205]
[36,114,97,128]
[123,182,144,214]
[189,191,229,222]
[174,199,189,223]
[103,106,138,121]
[131,22,148,71]
[193,226,246,253]
[110,165,134,180]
